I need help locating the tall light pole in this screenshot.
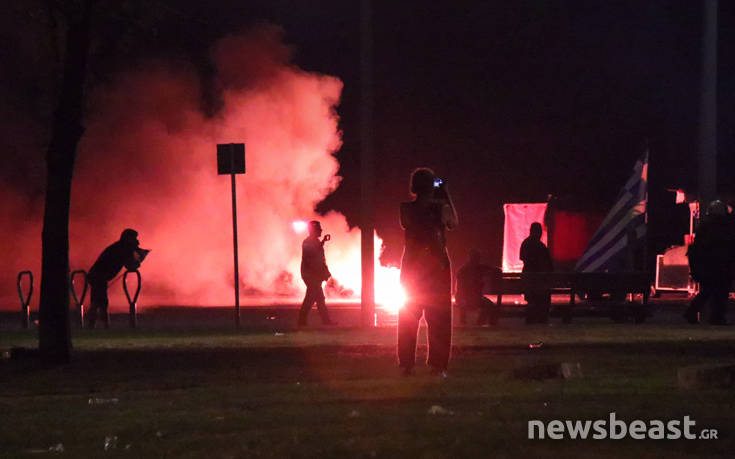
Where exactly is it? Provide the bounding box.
[360,0,375,327]
[698,0,718,206]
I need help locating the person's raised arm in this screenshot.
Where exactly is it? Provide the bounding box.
[440,184,458,229]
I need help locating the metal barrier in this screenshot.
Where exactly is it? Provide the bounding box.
[17,271,33,329]
[70,270,89,327]
[123,270,141,328]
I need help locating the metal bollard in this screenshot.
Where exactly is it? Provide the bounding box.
[123,270,141,328]
[17,271,33,329]
[70,270,89,328]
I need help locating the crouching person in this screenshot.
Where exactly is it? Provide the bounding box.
[455,249,499,326]
[87,229,146,329]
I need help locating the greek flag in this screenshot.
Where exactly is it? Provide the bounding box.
[575,152,648,273]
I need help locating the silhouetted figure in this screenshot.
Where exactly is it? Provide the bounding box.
[685,200,735,325]
[520,222,553,324]
[455,249,499,326]
[297,221,335,326]
[87,229,143,329]
[398,168,458,376]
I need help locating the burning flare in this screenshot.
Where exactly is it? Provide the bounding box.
[292,221,405,312]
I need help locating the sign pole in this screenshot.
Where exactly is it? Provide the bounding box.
[231,170,241,328]
[217,143,246,329]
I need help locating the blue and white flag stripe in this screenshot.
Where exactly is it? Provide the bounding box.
[575,152,648,273]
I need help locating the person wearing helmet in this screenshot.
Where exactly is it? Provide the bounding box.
[86,229,145,328]
[685,200,735,325]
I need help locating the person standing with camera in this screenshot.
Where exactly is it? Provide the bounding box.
[398,168,458,376]
[86,229,148,328]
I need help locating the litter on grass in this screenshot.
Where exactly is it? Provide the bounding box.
[88,397,119,405]
[104,436,118,451]
[427,405,454,415]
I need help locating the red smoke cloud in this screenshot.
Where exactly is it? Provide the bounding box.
[72,24,349,307]
[2,25,406,311]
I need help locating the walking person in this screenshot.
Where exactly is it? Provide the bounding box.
[297,220,336,326]
[398,168,458,376]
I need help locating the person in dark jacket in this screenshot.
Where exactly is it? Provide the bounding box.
[685,200,735,325]
[87,229,144,328]
[297,221,335,326]
[398,168,458,376]
[455,249,499,326]
[520,222,553,324]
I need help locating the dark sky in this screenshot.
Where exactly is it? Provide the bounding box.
[303,0,733,266]
[3,0,734,268]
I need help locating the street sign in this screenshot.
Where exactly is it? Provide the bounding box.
[217,143,246,175]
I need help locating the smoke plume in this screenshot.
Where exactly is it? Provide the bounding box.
[1,24,390,311]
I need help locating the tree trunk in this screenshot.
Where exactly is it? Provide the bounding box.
[38,3,93,363]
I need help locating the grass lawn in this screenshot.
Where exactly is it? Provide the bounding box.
[1,323,734,458]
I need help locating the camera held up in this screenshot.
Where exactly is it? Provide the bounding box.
[433,177,448,200]
[134,248,151,263]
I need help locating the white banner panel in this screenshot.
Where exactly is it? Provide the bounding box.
[502,203,548,272]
